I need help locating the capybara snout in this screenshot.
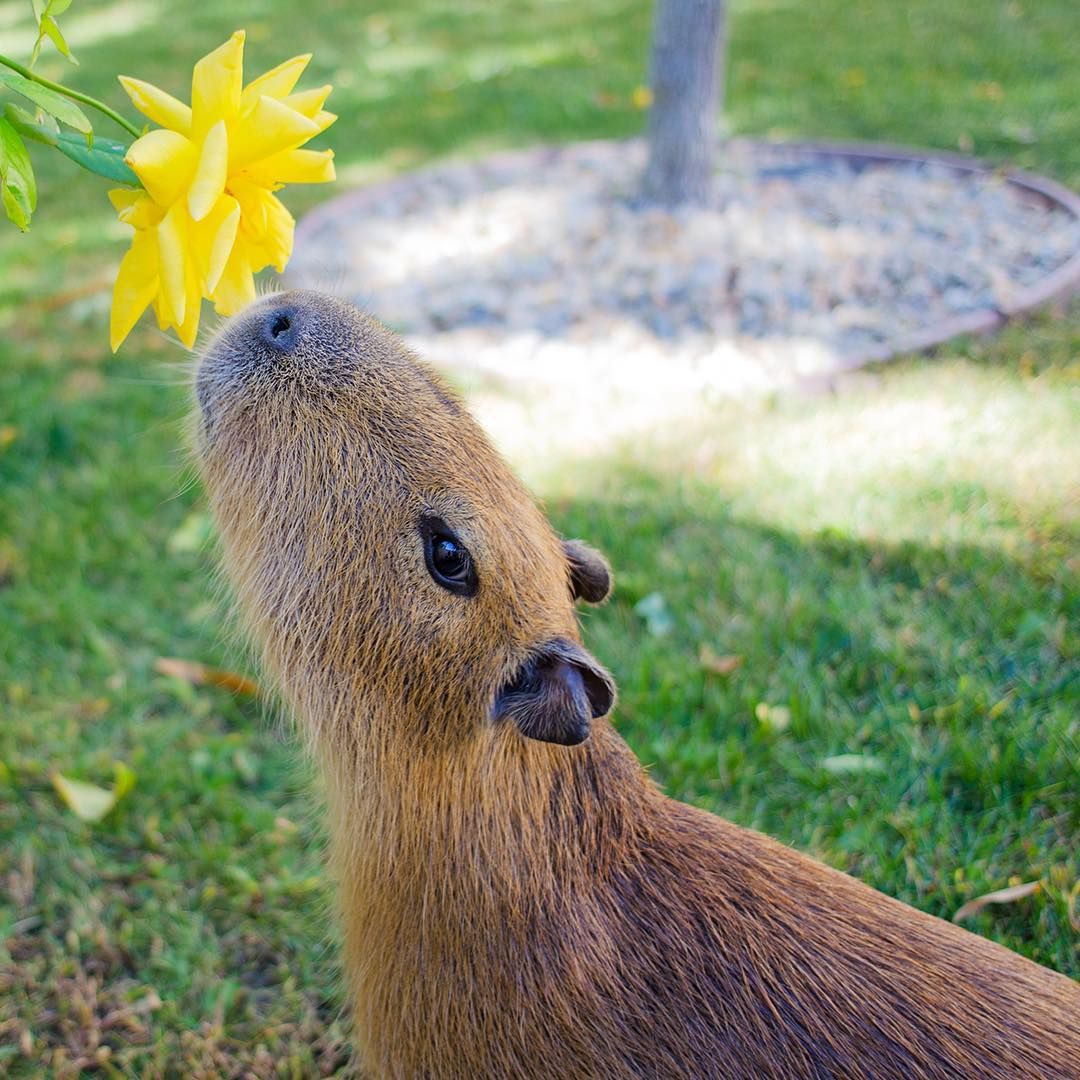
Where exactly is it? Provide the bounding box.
[195,290,375,423]
[195,290,615,750]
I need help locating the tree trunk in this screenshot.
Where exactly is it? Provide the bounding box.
[642,0,728,207]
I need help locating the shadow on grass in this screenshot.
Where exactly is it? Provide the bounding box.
[548,464,1078,974]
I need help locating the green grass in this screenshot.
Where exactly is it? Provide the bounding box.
[1,0,1078,1074]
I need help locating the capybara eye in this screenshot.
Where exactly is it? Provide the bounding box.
[432,536,467,578]
[421,516,477,597]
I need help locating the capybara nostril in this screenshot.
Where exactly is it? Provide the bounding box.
[259,305,299,352]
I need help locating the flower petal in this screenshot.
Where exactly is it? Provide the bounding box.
[312,109,337,135]
[152,293,173,333]
[240,54,311,111]
[108,188,140,213]
[191,30,245,139]
[188,119,229,222]
[110,229,159,351]
[282,84,332,119]
[228,95,319,169]
[229,176,273,238]
[173,258,204,348]
[193,193,240,293]
[175,311,200,348]
[211,244,257,315]
[156,201,189,326]
[118,75,192,135]
[126,129,198,207]
[240,147,335,187]
[109,187,163,229]
[262,193,295,272]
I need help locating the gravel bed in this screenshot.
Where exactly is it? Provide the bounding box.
[290,139,1080,395]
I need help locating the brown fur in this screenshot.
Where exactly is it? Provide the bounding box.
[194,290,1080,1079]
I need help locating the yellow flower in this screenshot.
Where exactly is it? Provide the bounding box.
[109,30,336,350]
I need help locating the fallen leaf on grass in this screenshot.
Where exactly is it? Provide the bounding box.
[754,702,791,732]
[51,761,135,823]
[974,80,1004,102]
[37,273,114,312]
[74,696,110,719]
[166,510,214,554]
[233,748,257,785]
[1000,119,1036,145]
[634,592,673,637]
[699,646,743,677]
[154,657,260,696]
[953,880,1040,923]
[821,753,886,776]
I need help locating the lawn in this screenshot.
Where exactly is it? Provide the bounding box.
[1,0,1077,1075]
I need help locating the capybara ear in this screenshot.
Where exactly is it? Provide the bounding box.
[494,638,616,746]
[562,539,612,604]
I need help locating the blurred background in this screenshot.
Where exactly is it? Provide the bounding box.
[1,0,1077,1075]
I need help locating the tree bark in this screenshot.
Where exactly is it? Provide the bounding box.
[642,0,728,207]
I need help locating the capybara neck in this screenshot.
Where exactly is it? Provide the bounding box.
[195,290,1080,1080]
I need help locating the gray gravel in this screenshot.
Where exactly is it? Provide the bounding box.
[290,139,1079,395]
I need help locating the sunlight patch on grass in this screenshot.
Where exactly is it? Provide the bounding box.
[460,38,574,82]
[471,346,1079,558]
[365,41,449,76]
[692,366,1080,544]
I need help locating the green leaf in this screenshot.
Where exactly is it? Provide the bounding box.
[0,72,90,135]
[0,117,36,230]
[53,129,138,185]
[2,185,29,230]
[31,1,78,67]
[41,15,77,64]
[3,103,58,146]
[7,109,137,185]
[0,117,37,189]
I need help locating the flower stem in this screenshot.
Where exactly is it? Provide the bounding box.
[0,52,140,139]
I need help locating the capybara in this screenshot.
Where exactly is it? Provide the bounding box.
[194,290,1080,1079]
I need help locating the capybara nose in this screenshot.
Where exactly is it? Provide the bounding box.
[258,303,301,353]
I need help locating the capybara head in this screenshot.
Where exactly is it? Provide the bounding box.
[194,290,614,750]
